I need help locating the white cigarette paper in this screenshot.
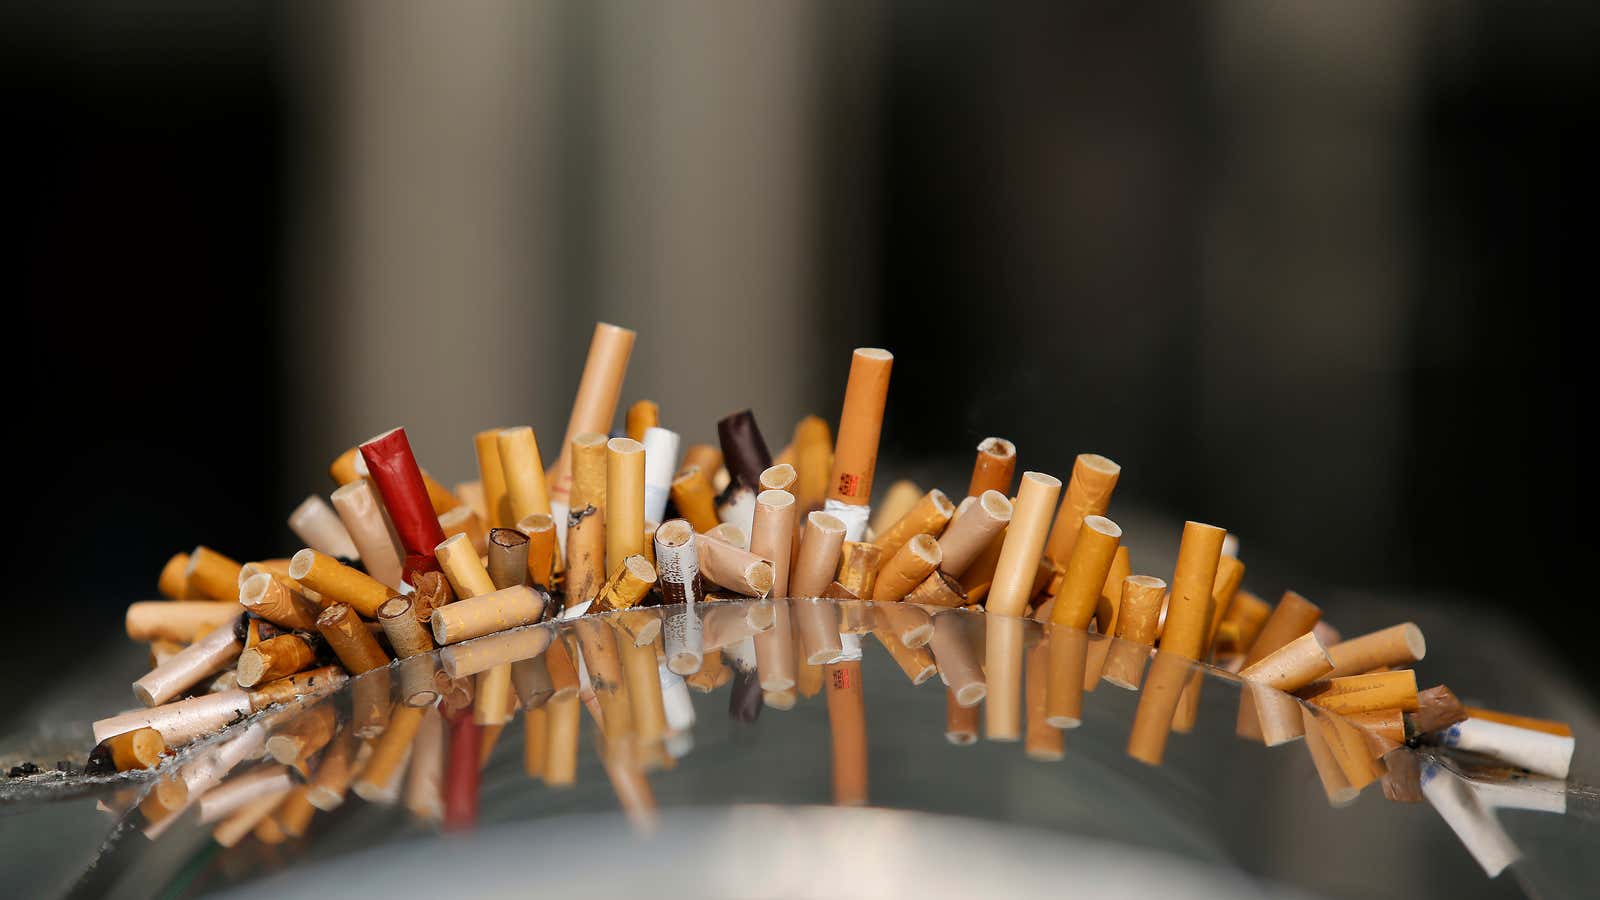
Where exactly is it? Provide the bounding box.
[288,495,360,561]
[642,426,681,524]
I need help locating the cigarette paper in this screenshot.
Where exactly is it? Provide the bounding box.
[93,687,252,746]
[548,322,636,504]
[497,426,552,526]
[126,601,241,643]
[828,348,893,510]
[133,620,242,706]
[867,480,923,539]
[1044,454,1121,567]
[1438,718,1574,779]
[246,665,347,710]
[642,426,681,523]
[873,534,942,602]
[235,634,317,689]
[1325,623,1427,678]
[930,612,985,707]
[289,549,393,618]
[288,494,359,561]
[359,427,447,580]
[186,546,244,602]
[431,585,546,645]
[1461,707,1572,737]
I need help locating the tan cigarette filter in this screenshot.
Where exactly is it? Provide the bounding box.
[697,534,774,597]
[289,549,393,619]
[431,585,545,645]
[595,555,658,613]
[543,693,580,787]
[158,552,193,600]
[906,571,968,609]
[872,534,942,602]
[625,399,659,443]
[874,628,937,685]
[872,489,955,561]
[1305,670,1421,715]
[792,415,832,512]
[759,463,797,494]
[986,472,1062,618]
[438,505,489,558]
[791,512,848,598]
[1026,643,1064,761]
[983,615,1026,741]
[1235,590,1323,739]
[375,597,432,659]
[315,603,391,674]
[752,493,798,691]
[946,691,980,745]
[968,437,1017,497]
[868,480,923,538]
[1125,649,1191,767]
[937,491,1012,579]
[1325,623,1427,678]
[104,727,167,771]
[1043,626,1090,729]
[1159,521,1226,660]
[517,513,558,588]
[353,704,425,802]
[125,601,240,643]
[238,571,320,632]
[133,620,242,706]
[827,348,893,507]
[474,665,514,727]
[186,546,244,602]
[1296,708,1359,807]
[1047,516,1123,631]
[330,477,407,589]
[1239,631,1335,745]
[549,324,636,503]
[1204,554,1246,647]
[435,532,496,600]
[1043,454,1121,567]
[1218,589,1271,654]
[92,688,252,746]
[669,465,720,534]
[236,634,317,689]
[680,443,723,478]
[456,480,488,522]
[497,426,552,528]
[876,602,934,648]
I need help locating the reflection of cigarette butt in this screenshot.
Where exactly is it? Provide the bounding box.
[684,649,731,692]
[1044,454,1120,567]
[1437,718,1574,779]
[213,786,292,847]
[620,635,667,747]
[511,654,554,710]
[1026,641,1064,760]
[1303,670,1419,716]
[983,615,1027,740]
[474,665,514,726]
[276,786,317,837]
[1239,631,1333,746]
[1380,746,1423,803]
[331,478,407,590]
[133,621,241,706]
[431,585,545,645]
[874,627,937,684]
[825,660,868,806]
[288,495,359,561]
[930,612,985,707]
[126,601,240,643]
[867,480,922,538]
[397,654,440,707]
[752,492,798,691]
[876,602,933,648]
[351,670,392,738]
[186,546,244,602]
[872,489,954,564]
[1323,713,1382,791]
[290,549,394,618]
[523,705,549,779]
[97,727,167,771]
[1044,626,1089,728]
[235,634,316,689]
[1325,623,1427,678]
[937,491,1012,579]
[405,707,445,820]
[353,704,425,802]
[315,603,390,673]
[1419,759,1520,876]
[615,608,662,647]
[1301,707,1360,807]
[246,665,347,711]
[967,437,1017,497]
[545,636,580,701]
[791,512,847,662]
[264,705,336,766]
[306,729,357,810]
[548,322,636,504]
[1158,521,1226,660]
[1235,590,1322,740]
[945,690,980,744]
[1125,650,1191,766]
[827,348,893,508]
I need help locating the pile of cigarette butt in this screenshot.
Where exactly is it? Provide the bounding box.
[33,322,1575,866]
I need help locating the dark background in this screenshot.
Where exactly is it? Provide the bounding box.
[1,2,1589,724]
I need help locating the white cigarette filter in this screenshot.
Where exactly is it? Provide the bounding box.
[1439,718,1574,779]
[1421,760,1521,877]
[288,495,360,561]
[824,499,872,542]
[642,426,681,523]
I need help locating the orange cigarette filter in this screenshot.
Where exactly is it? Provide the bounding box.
[1101,575,1166,690]
[1093,545,1132,635]
[1043,454,1121,567]
[1048,516,1123,630]
[791,415,832,513]
[290,549,394,618]
[1217,589,1271,654]
[670,466,720,533]
[605,437,646,576]
[967,437,1017,497]
[626,400,660,443]
[1324,623,1427,678]
[438,506,489,557]
[158,553,193,600]
[872,534,942,602]
[872,489,955,565]
[499,426,553,525]
[1158,522,1226,660]
[680,444,723,479]
[517,513,557,588]
[475,429,513,528]
[125,601,240,643]
[186,546,243,602]
[329,447,362,485]
[1303,670,1421,715]
[868,481,924,539]
[566,432,610,605]
[826,348,893,507]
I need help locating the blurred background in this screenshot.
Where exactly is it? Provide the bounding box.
[1,0,1589,720]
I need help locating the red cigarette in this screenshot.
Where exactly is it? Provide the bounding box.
[360,427,447,582]
[443,712,481,832]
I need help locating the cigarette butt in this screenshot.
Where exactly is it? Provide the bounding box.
[455,480,488,522]
[642,427,681,524]
[353,704,425,802]
[1408,685,1467,736]
[498,426,553,529]
[404,707,445,821]
[1158,521,1226,660]
[1460,707,1572,737]
[872,489,955,564]
[486,527,530,591]
[544,694,580,787]
[431,585,546,645]
[235,634,316,689]
[827,348,893,507]
[434,532,496,601]
[1044,454,1121,567]
[329,447,361,485]
[213,786,292,848]
[1302,669,1420,716]
[473,429,513,529]
[511,654,555,710]
[868,480,924,539]
[1216,588,1271,654]
[983,615,1027,741]
[246,665,348,711]
[288,494,360,561]
[1092,544,1133,640]
[378,595,435,658]
[1437,718,1574,779]
[474,665,514,726]
[905,571,968,609]
[1239,631,1334,745]
[289,549,393,619]
[398,654,440,707]
[1235,590,1322,740]
[158,552,194,600]
[945,690,980,744]
[1345,708,1407,751]
[985,472,1061,619]
[330,478,406,590]
[185,546,244,602]
[752,493,798,690]
[133,620,242,706]
[717,409,775,507]
[1325,623,1427,678]
[956,529,1004,602]
[937,492,1012,580]
[791,416,833,513]
[545,636,580,702]
[438,506,489,558]
[565,432,610,604]
[126,601,241,643]
[697,532,773,597]
[626,400,659,443]
[872,534,942,602]
[264,704,336,766]
[1323,713,1383,791]
[548,322,636,504]
[1126,649,1192,766]
[929,612,985,707]
[1047,516,1123,632]
[824,660,867,806]
[95,727,167,772]
[1301,707,1361,806]
[238,572,320,632]
[680,444,723,479]
[669,465,720,534]
[315,603,390,674]
[423,472,462,516]
[967,437,1017,497]
[523,705,549,778]
[516,513,558,589]
[1201,554,1246,649]
[835,541,881,601]
[1026,642,1064,760]
[93,688,251,747]
[359,427,448,581]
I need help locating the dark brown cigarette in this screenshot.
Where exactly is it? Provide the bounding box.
[717,409,773,494]
[315,603,391,674]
